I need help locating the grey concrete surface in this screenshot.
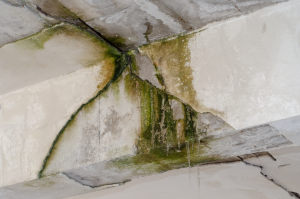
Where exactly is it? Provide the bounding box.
[0,0,45,47]
[58,0,288,49]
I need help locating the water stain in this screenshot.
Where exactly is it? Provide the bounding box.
[262,23,267,33]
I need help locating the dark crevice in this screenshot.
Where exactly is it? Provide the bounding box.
[234,5,242,12]
[238,156,300,198]
[63,172,131,189]
[62,173,94,189]
[0,0,24,7]
[33,4,123,53]
[128,54,190,109]
[267,151,277,161]
[130,72,190,108]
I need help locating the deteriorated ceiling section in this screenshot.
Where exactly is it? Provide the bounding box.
[1,0,300,199]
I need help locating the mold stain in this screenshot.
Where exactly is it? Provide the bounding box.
[139,34,201,112]
[15,23,120,71]
[110,142,220,175]
[139,32,225,117]
[39,52,127,178]
[106,35,127,48]
[143,22,153,44]
[38,28,221,179]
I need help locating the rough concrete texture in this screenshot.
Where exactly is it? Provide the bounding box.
[0,153,283,199]
[0,23,118,187]
[140,0,300,129]
[43,123,292,191]
[54,0,288,50]
[202,124,293,158]
[66,161,292,199]
[197,112,234,136]
[1,0,300,198]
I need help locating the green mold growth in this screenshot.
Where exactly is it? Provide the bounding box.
[39,52,128,179]
[139,34,201,112]
[108,53,130,100]
[111,141,220,175]
[126,73,197,154]
[127,50,139,75]
[16,23,120,66]
[136,81,177,154]
[38,45,204,179]
[184,104,198,141]
[106,35,127,49]
[153,62,165,87]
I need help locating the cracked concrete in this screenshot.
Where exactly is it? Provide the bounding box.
[240,146,300,198]
[1,0,300,198]
[56,0,288,49]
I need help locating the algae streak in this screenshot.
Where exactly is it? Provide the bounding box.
[140,34,201,112]
[39,52,127,178]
